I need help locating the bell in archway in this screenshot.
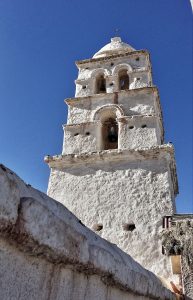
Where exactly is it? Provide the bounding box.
[108,126,118,143]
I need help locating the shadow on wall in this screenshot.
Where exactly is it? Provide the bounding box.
[60,158,167,177]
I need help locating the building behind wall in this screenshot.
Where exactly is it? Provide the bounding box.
[45,37,179,282]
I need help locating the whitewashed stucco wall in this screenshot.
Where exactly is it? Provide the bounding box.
[0,164,176,300]
[47,146,177,280]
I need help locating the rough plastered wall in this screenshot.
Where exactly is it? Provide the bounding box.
[0,164,176,300]
[0,238,157,300]
[47,152,176,281]
[63,116,161,155]
[75,52,151,97]
[119,116,161,150]
[63,122,99,154]
[66,88,160,125]
[63,88,163,154]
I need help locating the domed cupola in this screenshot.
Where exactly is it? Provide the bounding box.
[93,37,135,58]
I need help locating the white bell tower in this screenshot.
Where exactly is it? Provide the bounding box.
[45,37,178,279]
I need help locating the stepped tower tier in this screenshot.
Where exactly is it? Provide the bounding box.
[45,37,178,280]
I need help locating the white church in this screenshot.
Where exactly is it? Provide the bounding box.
[0,37,192,299]
[45,37,192,296]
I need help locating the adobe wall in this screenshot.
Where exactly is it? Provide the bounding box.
[66,88,160,125]
[0,238,153,300]
[63,88,163,154]
[75,51,151,97]
[47,147,177,280]
[0,164,176,300]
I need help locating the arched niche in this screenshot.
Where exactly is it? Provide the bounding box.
[93,105,124,150]
[112,64,132,91]
[96,74,106,94]
[118,69,129,90]
[90,68,110,94]
[112,63,132,76]
[93,104,124,122]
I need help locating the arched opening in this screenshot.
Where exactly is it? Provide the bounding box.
[102,117,118,150]
[96,74,106,94]
[118,69,129,90]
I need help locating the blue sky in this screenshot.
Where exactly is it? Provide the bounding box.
[0,0,192,213]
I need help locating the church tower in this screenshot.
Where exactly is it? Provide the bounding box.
[45,37,178,279]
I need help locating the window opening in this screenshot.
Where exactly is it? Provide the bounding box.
[96,75,106,93]
[119,70,129,90]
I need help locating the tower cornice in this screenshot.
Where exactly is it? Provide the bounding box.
[44,144,178,196]
[64,87,164,143]
[75,50,150,67]
[65,86,159,104]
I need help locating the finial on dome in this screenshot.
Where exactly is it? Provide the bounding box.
[111,37,122,43]
[93,37,136,58]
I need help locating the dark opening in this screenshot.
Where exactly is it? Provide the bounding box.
[169,240,182,255]
[119,70,129,90]
[129,125,134,129]
[85,132,90,136]
[136,57,139,61]
[141,124,147,128]
[74,133,79,136]
[102,118,118,150]
[123,223,136,231]
[96,75,106,93]
[82,85,86,89]
[93,224,103,231]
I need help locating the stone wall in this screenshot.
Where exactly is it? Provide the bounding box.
[182,256,193,298]
[162,214,193,298]
[0,164,176,300]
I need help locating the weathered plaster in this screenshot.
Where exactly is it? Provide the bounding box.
[66,88,161,125]
[62,87,164,154]
[47,146,177,280]
[75,52,151,97]
[0,165,176,300]
[46,38,180,294]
